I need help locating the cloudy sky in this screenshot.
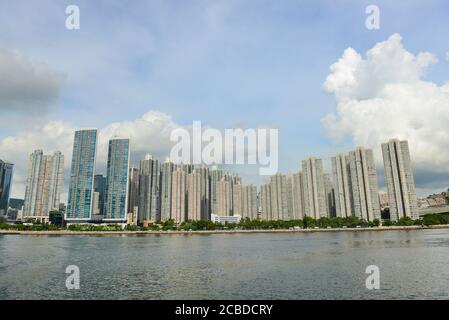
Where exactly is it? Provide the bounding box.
[1,0,449,201]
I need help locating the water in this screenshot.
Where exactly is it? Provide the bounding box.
[1,229,449,300]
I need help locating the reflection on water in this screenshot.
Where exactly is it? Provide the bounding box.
[1,229,449,300]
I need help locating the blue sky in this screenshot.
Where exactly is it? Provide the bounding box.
[1,0,449,198]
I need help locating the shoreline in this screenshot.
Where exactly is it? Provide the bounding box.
[1,224,449,236]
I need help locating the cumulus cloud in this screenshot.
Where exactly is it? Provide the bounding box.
[0,48,65,114]
[322,34,449,193]
[0,111,184,201]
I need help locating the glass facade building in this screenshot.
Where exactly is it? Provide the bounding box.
[67,129,98,221]
[104,138,130,222]
[94,174,107,215]
[0,160,14,216]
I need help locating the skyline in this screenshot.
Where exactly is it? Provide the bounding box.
[2,1,449,200]
[3,131,420,223]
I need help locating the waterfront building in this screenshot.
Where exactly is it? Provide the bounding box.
[302,157,327,219]
[232,183,243,216]
[127,167,139,217]
[23,150,64,221]
[291,172,305,219]
[67,129,98,222]
[171,168,187,223]
[331,154,352,217]
[242,185,258,219]
[210,165,223,215]
[324,173,336,217]
[217,178,232,216]
[378,191,389,209]
[104,138,130,223]
[270,173,289,220]
[138,154,160,223]
[260,183,271,220]
[187,169,208,221]
[211,213,241,224]
[0,160,14,217]
[347,147,381,221]
[381,139,419,220]
[160,159,175,221]
[93,174,106,216]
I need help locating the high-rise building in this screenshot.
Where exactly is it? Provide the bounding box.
[67,129,98,222]
[270,173,289,220]
[199,166,210,220]
[302,157,327,219]
[23,150,64,221]
[217,178,232,216]
[210,166,223,215]
[160,159,175,221]
[260,183,271,220]
[187,169,209,221]
[127,167,139,216]
[332,154,352,217]
[378,191,389,209]
[324,173,336,217]
[171,168,187,223]
[241,185,258,219]
[381,139,418,220]
[0,160,14,217]
[348,147,381,221]
[138,154,160,223]
[93,174,106,216]
[291,172,305,219]
[104,138,130,222]
[232,183,243,217]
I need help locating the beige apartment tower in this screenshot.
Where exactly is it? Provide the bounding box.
[381,139,418,221]
[171,168,187,223]
[302,157,327,219]
[23,150,64,221]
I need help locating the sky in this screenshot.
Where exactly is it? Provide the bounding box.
[1,0,449,201]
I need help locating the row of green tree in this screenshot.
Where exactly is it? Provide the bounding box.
[1,213,449,232]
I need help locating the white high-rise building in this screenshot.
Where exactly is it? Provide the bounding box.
[332,154,352,217]
[23,150,64,221]
[381,139,418,221]
[302,157,327,219]
[291,172,305,219]
[348,147,381,221]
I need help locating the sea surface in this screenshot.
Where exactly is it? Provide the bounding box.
[1,229,449,300]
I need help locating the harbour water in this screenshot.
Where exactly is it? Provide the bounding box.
[1,229,449,300]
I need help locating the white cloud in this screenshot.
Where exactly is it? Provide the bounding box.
[446,51,449,62]
[0,48,65,114]
[322,34,449,188]
[0,111,183,201]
